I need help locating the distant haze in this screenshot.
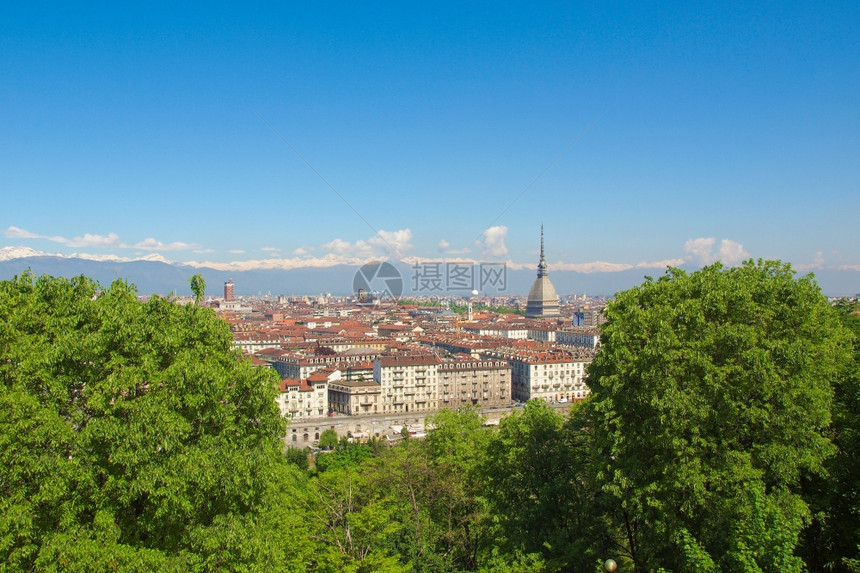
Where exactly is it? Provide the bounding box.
[2,255,857,299]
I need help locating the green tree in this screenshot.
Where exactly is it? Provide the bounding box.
[318,428,339,450]
[315,442,373,473]
[422,407,493,570]
[300,466,409,572]
[285,447,310,471]
[585,261,854,572]
[0,272,298,571]
[370,434,440,569]
[799,298,860,571]
[482,401,609,571]
[188,273,206,304]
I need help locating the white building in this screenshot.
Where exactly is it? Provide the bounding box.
[556,327,601,349]
[232,332,283,354]
[275,369,338,419]
[463,323,529,340]
[374,354,441,414]
[328,378,382,416]
[482,347,596,403]
[263,350,380,380]
[527,328,557,343]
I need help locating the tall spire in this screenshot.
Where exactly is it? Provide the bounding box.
[537,224,548,278]
[526,224,560,318]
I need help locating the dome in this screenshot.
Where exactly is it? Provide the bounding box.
[525,226,560,319]
[526,277,560,318]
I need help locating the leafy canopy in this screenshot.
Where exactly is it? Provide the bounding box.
[188,273,206,304]
[0,272,287,571]
[585,260,854,572]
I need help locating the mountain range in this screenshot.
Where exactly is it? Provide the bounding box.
[1,248,857,299]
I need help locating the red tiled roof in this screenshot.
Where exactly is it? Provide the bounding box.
[280,378,314,392]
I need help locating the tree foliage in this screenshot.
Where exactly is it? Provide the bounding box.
[799,298,860,571]
[188,274,206,305]
[477,400,623,572]
[284,447,310,471]
[314,443,373,474]
[299,465,409,572]
[4,267,858,572]
[318,428,339,450]
[585,261,854,571]
[0,272,290,571]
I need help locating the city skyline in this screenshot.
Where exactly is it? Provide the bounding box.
[2,2,858,293]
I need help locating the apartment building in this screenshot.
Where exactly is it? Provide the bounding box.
[556,327,601,349]
[275,369,336,419]
[482,347,596,402]
[374,354,441,414]
[438,356,512,409]
[261,350,380,379]
[328,378,382,416]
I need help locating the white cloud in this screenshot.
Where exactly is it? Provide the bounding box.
[322,238,375,258]
[261,246,280,252]
[5,226,73,244]
[551,261,633,273]
[4,226,41,239]
[549,258,687,274]
[5,225,200,252]
[716,239,750,265]
[795,251,827,272]
[317,229,414,260]
[66,232,121,248]
[403,255,480,267]
[184,253,374,271]
[402,255,684,275]
[476,226,508,258]
[438,239,471,255]
[684,237,716,265]
[814,251,826,267]
[133,238,200,251]
[637,258,687,269]
[369,228,413,259]
[229,249,245,254]
[684,237,749,266]
[293,247,308,255]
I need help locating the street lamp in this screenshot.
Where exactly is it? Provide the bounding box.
[603,558,617,572]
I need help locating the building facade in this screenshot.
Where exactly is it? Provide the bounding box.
[275,369,335,419]
[482,347,596,402]
[438,357,512,409]
[328,379,383,415]
[556,327,601,349]
[374,354,441,414]
[262,350,380,380]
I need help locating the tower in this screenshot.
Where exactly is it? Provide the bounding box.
[525,225,560,318]
[224,278,234,301]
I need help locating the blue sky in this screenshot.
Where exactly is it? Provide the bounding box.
[2,2,858,289]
